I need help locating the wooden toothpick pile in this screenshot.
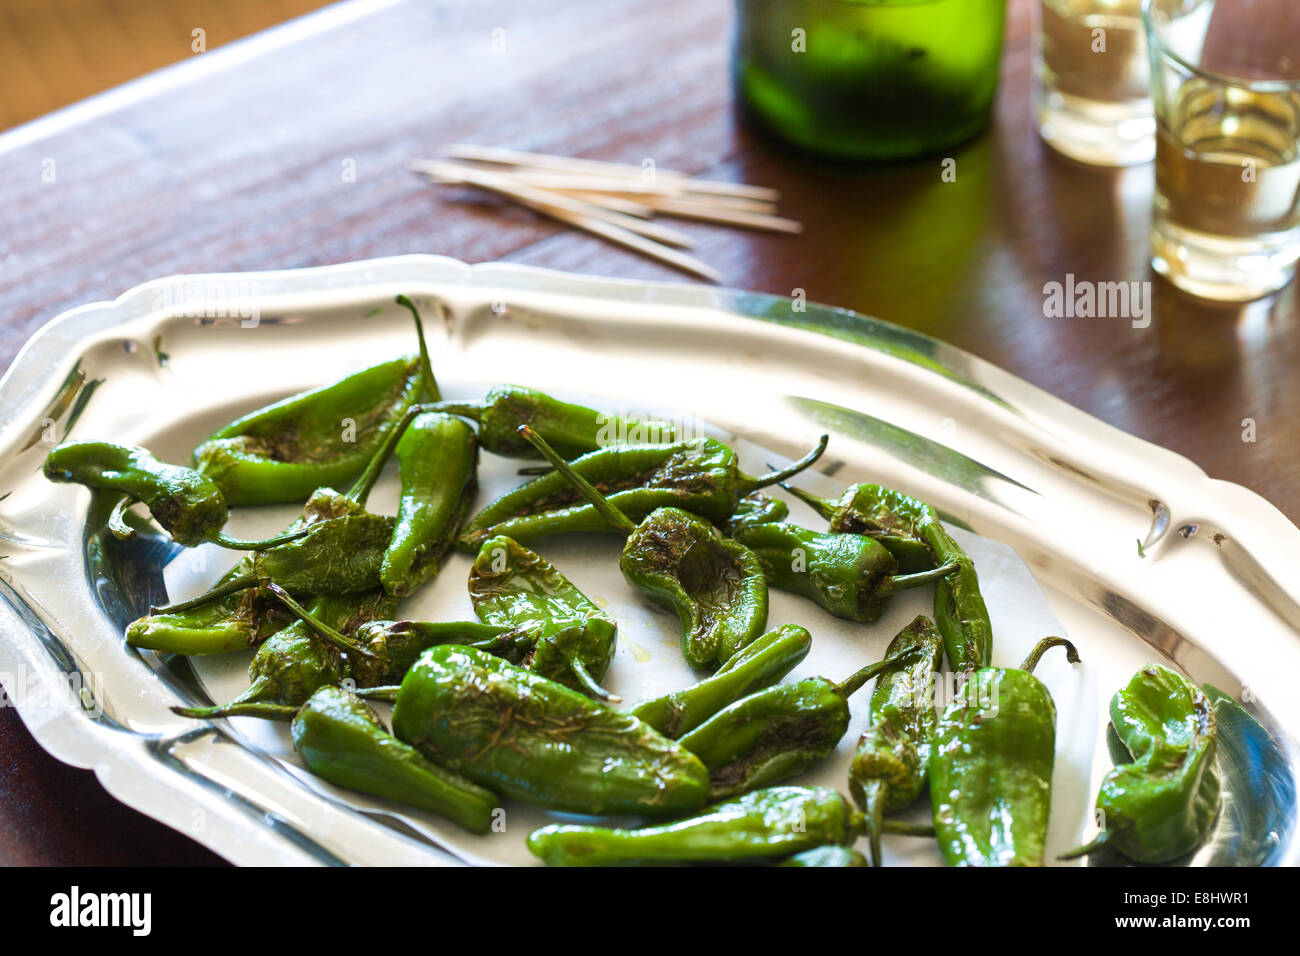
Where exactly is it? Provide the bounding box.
[410,145,802,282]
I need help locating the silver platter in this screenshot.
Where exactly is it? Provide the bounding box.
[0,254,1294,866]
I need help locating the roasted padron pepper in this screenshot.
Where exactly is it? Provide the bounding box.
[519,425,769,668]
[849,614,945,867]
[468,535,618,700]
[458,433,827,551]
[173,588,397,719]
[731,521,958,623]
[1063,664,1219,864]
[192,294,438,506]
[780,845,868,867]
[428,385,673,458]
[527,785,861,866]
[676,642,924,799]
[628,624,811,738]
[930,636,1080,867]
[380,410,478,597]
[291,686,499,833]
[349,619,531,687]
[725,491,789,532]
[390,644,709,817]
[43,441,303,549]
[789,481,992,672]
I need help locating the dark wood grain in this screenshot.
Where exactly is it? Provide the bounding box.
[0,0,1295,865]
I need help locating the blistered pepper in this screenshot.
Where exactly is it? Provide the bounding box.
[468,535,618,700]
[676,643,924,799]
[789,481,992,672]
[390,644,710,817]
[43,441,304,549]
[380,410,478,597]
[627,624,811,738]
[349,619,529,688]
[519,425,769,668]
[192,295,438,506]
[724,491,790,532]
[849,614,945,866]
[1063,664,1219,863]
[731,521,958,623]
[930,636,1080,867]
[428,385,673,459]
[527,786,861,866]
[458,434,827,552]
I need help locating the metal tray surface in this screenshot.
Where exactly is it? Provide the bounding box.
[0,254,1294,866]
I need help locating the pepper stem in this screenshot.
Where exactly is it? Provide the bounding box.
[741,435,829,491]
[394,294,440,403]
[568,657,621,703]
[778,482,838,521]
[1020,636,1081,675]
[517,425,638,535]
[347,401,425,505]
[357,685,400,701]
[150,573,259,615]
[1059,831,1110,860]
[107,495,136,540]
[881,821,936,837]
[423,400,486,424]
[171,700,298,721]
[263,583,375,659]
[883,560,960,594]
[204,526,311,551]
[833,644,924,698]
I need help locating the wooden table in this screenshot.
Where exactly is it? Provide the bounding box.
[0,0,1295,865]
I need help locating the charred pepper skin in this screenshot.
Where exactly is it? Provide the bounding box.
[291,686,500,834]
[676,647,922,799]
[628,624,811,738]
[429,385,673,459]
[849,615,945,867]
[622,507,770,668]
[192,295,439,507]
[468,535,618,700]
[380,411,479,597]
[731,521,959,623]
[789,481,992,672]
[349,619,527,687]
[526,786,862,866]
[930,637,1080,867]
[391,644,710,817]
[42,441,301,550]
[725,491,789,532]
[785,481,933,573]
[458,435,827,552]
[1064,665,1219,863]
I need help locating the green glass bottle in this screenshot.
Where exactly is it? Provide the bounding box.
[733,0,1007,160]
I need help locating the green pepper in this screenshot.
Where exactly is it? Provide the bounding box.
[527,786,860,866]
[519,424,769,668]
[849,614,945,866]
[193,295,438,506]
[627,624,811,738]
[930,636,1080,867]
[784,481,934,572]
[43,441,304,549]
[779,845,868,867]
[676,644,924,799]
[290,686,500,834]
[125,487,366,655]
[390,644,709,817]
[380,410,478,597]
[788,481,992,671]
[172,588,397,719]
[458,434,827,552]
[428,385,673,458]
[724,491,790,532]
[1062,664,1220,864]
[731,521,959,623]
[468,535,618,700]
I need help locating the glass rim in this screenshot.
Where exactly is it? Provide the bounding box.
[1141,0,1300,93]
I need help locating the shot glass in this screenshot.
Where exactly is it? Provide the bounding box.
[1035,0,1156,165]
[1146,0,1300,301]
